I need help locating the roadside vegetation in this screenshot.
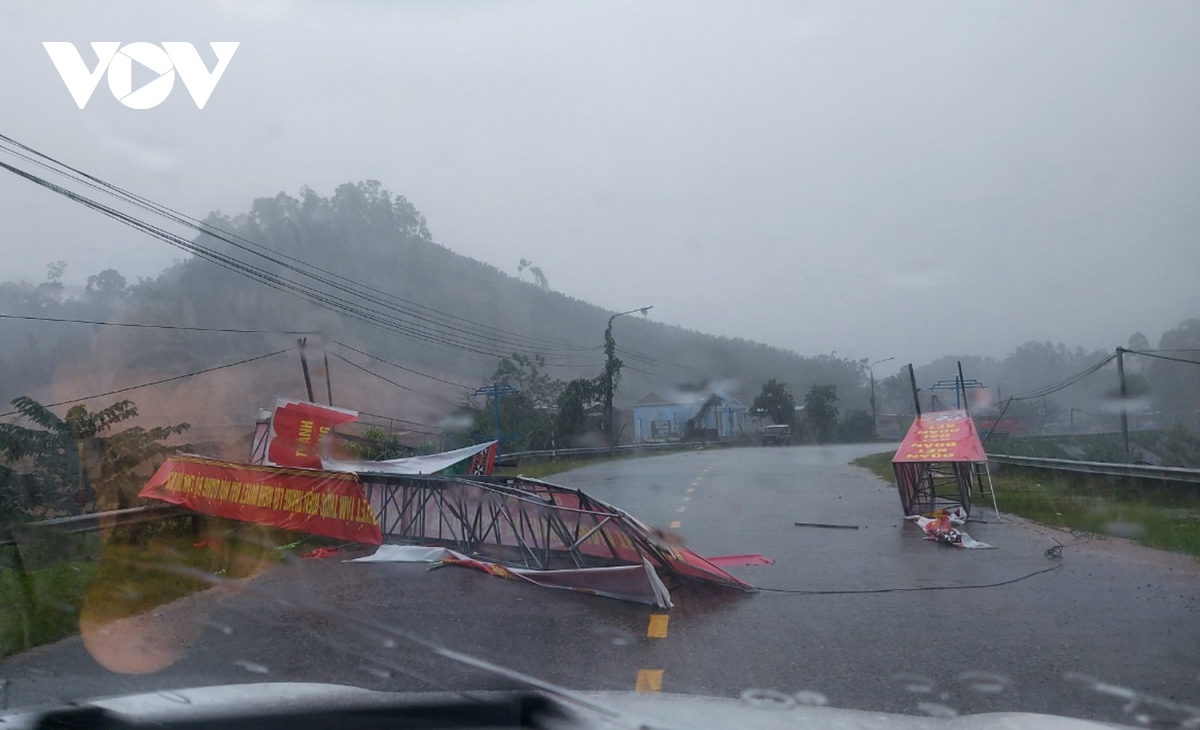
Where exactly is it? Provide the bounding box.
[1,516,315,660]
[853,451,1200,556]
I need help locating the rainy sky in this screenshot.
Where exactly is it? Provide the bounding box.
[1,1,1198,369]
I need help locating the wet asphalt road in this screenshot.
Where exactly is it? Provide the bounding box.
[4,444,1200,725]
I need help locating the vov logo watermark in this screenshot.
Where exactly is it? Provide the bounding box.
[43,42,239,109]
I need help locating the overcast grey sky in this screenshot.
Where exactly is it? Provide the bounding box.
[1,1,1197,370]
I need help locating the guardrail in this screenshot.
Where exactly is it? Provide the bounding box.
[502,441,713,463]
[0,504,190,548]
[988,454,1200,484]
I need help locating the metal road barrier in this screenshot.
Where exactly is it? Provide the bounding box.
[0,504,190,548]
[502,441,712,463]
[988,454,1200,484]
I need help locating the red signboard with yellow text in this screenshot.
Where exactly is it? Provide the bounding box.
[140,455,382,544]
[265,399,358,469]
[892,409,987,463]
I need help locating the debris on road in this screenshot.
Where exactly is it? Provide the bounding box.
[705,554,775,567]
[905,507,994,549]
[793,522,860,530]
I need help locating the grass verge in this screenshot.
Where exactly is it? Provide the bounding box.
[497,445,705,480]
[852,451,1200,556]
[0,517,315,660]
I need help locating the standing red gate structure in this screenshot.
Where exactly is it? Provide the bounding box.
[892,409,990,517]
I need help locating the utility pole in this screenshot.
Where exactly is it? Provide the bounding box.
[1117,346,1129,462]
[602,306,653,448]
[958,361,970,416]
[907,363,921,418]
[869,357,895,439]
[474,383,520,456]
[323,349,334,406]
[297,338,315,402]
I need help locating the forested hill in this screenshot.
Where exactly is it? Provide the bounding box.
[0,182,867,439]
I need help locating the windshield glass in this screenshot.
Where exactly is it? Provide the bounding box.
[2,2,1199,727]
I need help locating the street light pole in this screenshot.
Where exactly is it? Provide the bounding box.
[869,356,895,440]
[602,305,653,447]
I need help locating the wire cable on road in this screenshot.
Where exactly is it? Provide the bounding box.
[758,562,1062,596]
[0,348,291,418]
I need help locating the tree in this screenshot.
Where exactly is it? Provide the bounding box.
[85,268,127,295]
[517,259,549,290]
[463,354,567,452]
[752,379,796,426]
[556,378,598,446]
[803,385,839,443]
[0,397,189,518]
[837,409,874,443]
[1149,319,1200,429]
[344,425,411,461]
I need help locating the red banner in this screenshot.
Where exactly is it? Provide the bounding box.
[893,409,988,463]
[467,442,497,476]
[266,399,358,469]
[140,455,382,545]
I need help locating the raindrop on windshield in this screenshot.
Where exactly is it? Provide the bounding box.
[156,691,192,705]
[917,702,959,718]
[381,638,398,649]
[793,690,829,706]
[739,688,796,710]
[890,673,935,694]
[200,619,234,635]
[1104,521,1146,540]
[234,660,270,674]
[361,666,393,679]
[957,670,1010,694]
[591,627,634,647]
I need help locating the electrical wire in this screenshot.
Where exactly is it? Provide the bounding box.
[0,158,546,361]
[0,135,610,361]
[328,351,464,410]
[1008,353,1118,401]
[356,409,447,432]
[332,340,472,390]
[0,312,314,335]
[1125,349,1200,367]
[0,348,290,418]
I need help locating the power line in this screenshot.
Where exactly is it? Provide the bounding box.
[0,158,536,360]
[1125,349,1200,367]
[331,341,472,390]
[356,409,445,433]
[0,349,290,418]
[1009,353,1118,401]
[328,351,461,408]
[0,312,314,335]
[0,135,607,361]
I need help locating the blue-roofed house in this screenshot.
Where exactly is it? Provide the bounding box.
[632,391,747,442]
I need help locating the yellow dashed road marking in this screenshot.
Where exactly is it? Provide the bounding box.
[636,669,664,692]
[669,520,681,529]
[676,505,686,513]
[647,614,669,638]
